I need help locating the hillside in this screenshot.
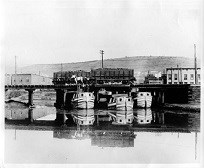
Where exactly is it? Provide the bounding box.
[9,56,199,83]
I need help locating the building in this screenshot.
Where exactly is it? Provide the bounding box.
[8,74,53,85]
[144,71,164,84]
[166,68,201,85]
[5,74,12,85]
[144,74,163,84]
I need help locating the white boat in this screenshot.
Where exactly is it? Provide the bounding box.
[108,111,134,125]
[134,109,152,124]
[72,92,95,109]
[72,110,95,125]
[108,94,134,110]
[134,92,152,108]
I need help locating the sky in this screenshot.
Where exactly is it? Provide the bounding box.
[2,0,203,68]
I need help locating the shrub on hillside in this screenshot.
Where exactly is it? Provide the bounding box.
[8,91,22,99]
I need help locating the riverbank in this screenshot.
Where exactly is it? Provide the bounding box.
[5,90,56,107]
[162,103,200,112]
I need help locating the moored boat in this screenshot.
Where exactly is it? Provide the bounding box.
[134,92,152,108]
[71,92,95,109]
[108,94,134,110]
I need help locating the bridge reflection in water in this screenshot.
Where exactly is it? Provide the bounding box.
[5,106,200,162]
[5,107,199,142]
[5,107,199,131]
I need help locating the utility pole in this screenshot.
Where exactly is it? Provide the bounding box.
[15,56,17,85]
[194,44,198,85]
[100,50,104,68]
[61,63,63,79]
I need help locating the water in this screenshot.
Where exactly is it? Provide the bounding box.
[4,103,201,164]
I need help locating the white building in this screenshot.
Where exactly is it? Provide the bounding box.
[166,68,201,85]
[5,74,53,85]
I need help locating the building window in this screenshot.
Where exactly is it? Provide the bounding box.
[184,82,188,84]
[184,74,187,80]
[174,82,177,84]
[190,82,194,84]
[168,82,172,84]
[168,74,172,80]
[190,74,194,80]
[198,74,200,80]
[174,74,177,80]
[26,78,29,82]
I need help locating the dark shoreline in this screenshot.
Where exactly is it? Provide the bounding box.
[162,103,200,113]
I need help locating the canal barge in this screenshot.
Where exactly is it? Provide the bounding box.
[134,92,152,108]
[71,92,95,109]
[108,94,134,110]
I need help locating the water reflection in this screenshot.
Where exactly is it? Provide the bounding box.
[91,131,135,147]
[54,126,91,140]
[72,109,95,126]
[108,110,134,125]
[5,106,200,131]
[53,127,135,148]
[5,103,201,163]
[135,109,152,124]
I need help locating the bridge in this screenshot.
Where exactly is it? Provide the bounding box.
[5,84,191,108]
[5,83,190,90]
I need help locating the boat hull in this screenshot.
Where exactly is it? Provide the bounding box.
[116,103,133,110]
[135,92,152,108]
[108,94,134,110]
[71,92,95,109]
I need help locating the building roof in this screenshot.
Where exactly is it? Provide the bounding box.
[166,67,201,70]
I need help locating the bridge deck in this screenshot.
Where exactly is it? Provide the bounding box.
[5,84,190,90]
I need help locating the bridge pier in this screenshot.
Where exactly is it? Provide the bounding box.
[55,89,65,108]
[26,89,35,107]
[161,91,165,104]
[55,89,74,109]
[28,108,34,123]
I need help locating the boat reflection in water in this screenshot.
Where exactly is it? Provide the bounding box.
[108,110,134,125]
[71,109,95,125]
[135,109,153,124]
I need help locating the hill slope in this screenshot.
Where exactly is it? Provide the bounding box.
[10,56,199,82]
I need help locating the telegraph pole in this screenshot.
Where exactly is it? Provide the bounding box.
[194,44,198,85]
[15,56,17,85]
[100,50,104,68]
[61,63,63,79]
